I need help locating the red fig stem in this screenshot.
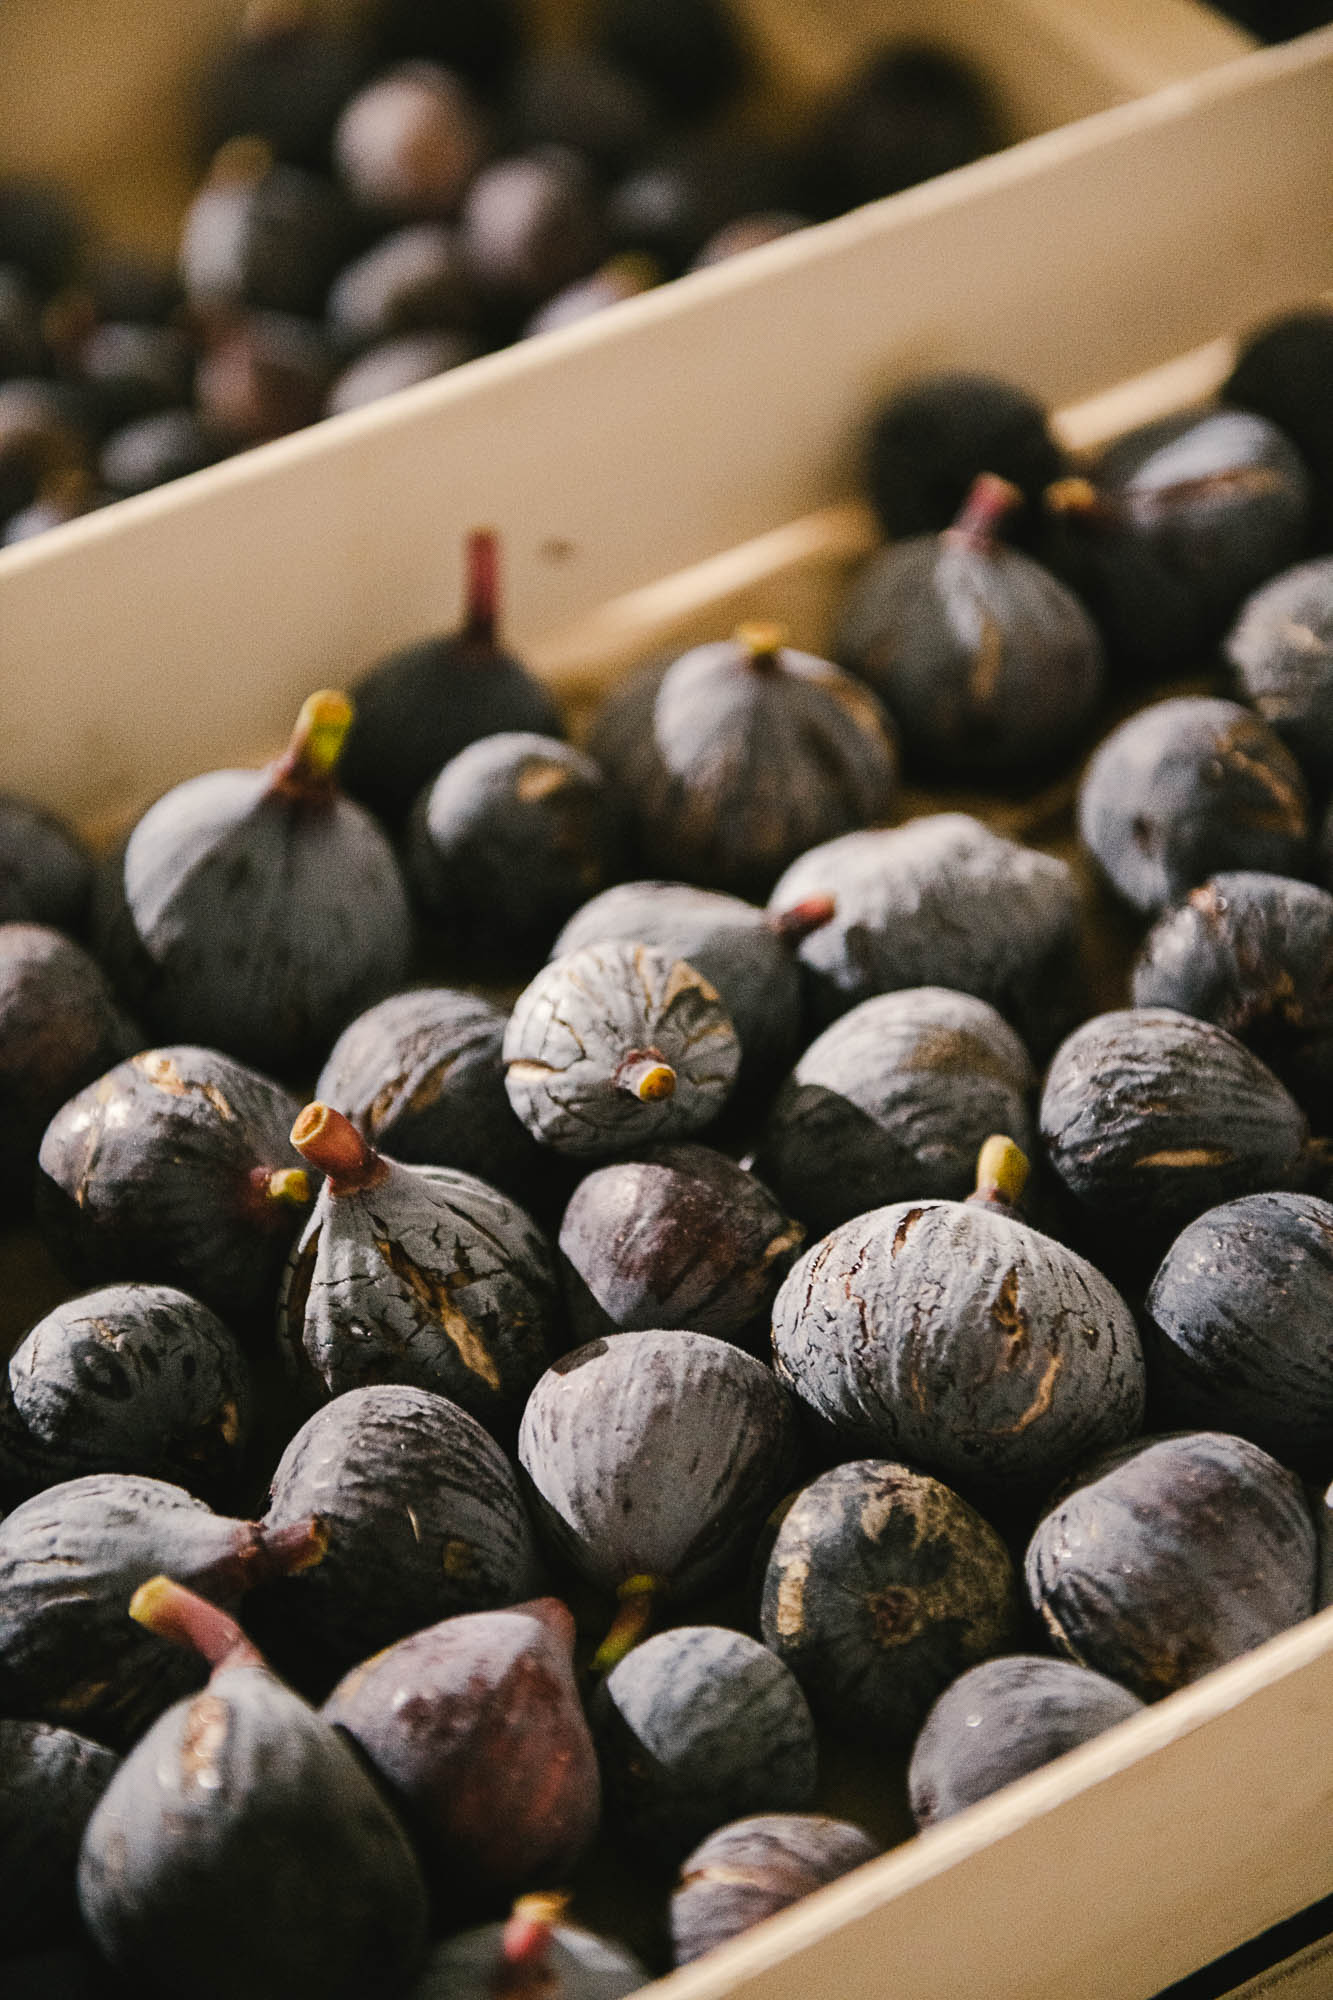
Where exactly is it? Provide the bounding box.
[464,527,500,647]
[591,1574,662,1675]
[129,1575,266,1672]
[614,1052,676,1103]
[257,1514,330,1579]
[945,473,1024,554]
[769,894,836,947]
[969,1135,1031,1211]
[270,690,354,798]
[290,1103,388,1193]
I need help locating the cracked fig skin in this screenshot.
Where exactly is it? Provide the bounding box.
[504,940,740,1158]
[771,1196,1144,1496]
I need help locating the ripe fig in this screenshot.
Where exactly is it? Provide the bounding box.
[325,222,478,351]
[801,40,999,217]
[407,1897,646,2000]
[670,1813,880,1966]
[861,369,1067,544]
[1225,557,1333,783]
[334,61,489,220]
[0,793,92,931]
[0,1719,120,1954]
[1225,307,1333,542]
[179,141,352,318]
[200,0,372,170]
[1037,470,1206,682]
[325,329,477,412]
[461,149,606,312]
[322,1597,599,1898]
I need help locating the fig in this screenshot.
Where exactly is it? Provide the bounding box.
[407,1897,646,2000]
[861,369,1067,544]
[325,222,478,351]
[1225,306,1333,541]
[99,406,223,497]
[593,0,748,124]
[324,329,476,413]
[200,0,372,171]
[505,48,658,179]
[193,311,334,445]
[461,149,606,312]
[670,1813,880,1966]
[802,40,1000,217]
[0,793,92,931]
[334,61,489,220]
[179,142,352,318]
[1225,557,1333,783]
[0,1719,120,1954]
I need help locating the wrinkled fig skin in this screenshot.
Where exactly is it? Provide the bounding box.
[753,987,1035,1239]
[1225,559,1333,783]
[760,1460,1019,1744]
[557,1143,804,1350]
[278,1156,560,1430]
[608,636,898,902]
[77,1663,429,2000]
[504,942,740,1159]
[518,1329,798,1601]
[407,1921,646,2000]
[1077,697,1309,916]
[408,732,625,964]
[315,987,552,1208]
[1025,1431,1318,1701]
[0,923,140,1201]
[1039,1009,1308,1234]
[592,1625,818,1859]
[0,1284,253,1503]
[0,1719,120,1953]
[1132,873,1333,1118]
[670,1813,881,1967]
[835,528,1104,776]
[552,879,808,1094]
[0,794,91,931]
[100,764,412,1077]
[907,1656,1144,1828]
[0,1473,298,1748]
[36,1046,309,1329]
[772,1199,1144,1498]
[259,1385,541,1688]
[322,1598,600,1899]
[1144,1194,1333,1471]
[862,371,1067,544]
[767,814,1082,1053]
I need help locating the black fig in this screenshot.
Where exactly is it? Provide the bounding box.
[0,1719,120,1954]
[334,61,489,220]
[324,329,476,412]
[670,1813,880,1966]
[1224,307,1333,542]
[179,141,352,319]
[861,369,1067,543]
[801,40,1000,218]
[325,222,478,350]
[461,149,606,311]
[1225,557,1333,782]
[593,0,748,125]
[0,793,92,931]
[407,1897,646,2000]
[200,0,372,171]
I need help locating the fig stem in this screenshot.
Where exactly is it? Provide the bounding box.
[130,1575,265,1672]
[945,472,1024,553]
[270,690,354,797]
[769,894,836,946]
[290,1103,388,1193]
[258,1514,330,1578]
[734,620,787,669]
[464,527,500,647]
[1044,474,1109,524]
[615,1052,676,1103]
[500,1893,571,1975]
[971,1135,1030,1210]
[252,1165,312,1209]
[591,1574,662,1675]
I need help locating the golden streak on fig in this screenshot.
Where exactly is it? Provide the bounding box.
[516,760,572,804]
[1134,1146,1234,1169]
[773,1554,809,1640]
[265,1167,311,1207]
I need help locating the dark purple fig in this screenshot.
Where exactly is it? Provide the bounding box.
[179,140,352,318]
[0,923,139,1202]
[670,1812,880,1966]
[836,473,1104,776]
[408,731,625,965]
[1077,697,1310,915]
[593,0,748,125]
[771,1144,1144,1498]
[1040,1009,1309,1235]
[0,178,85,293]
[613,133,792,275]
[1225,307,1333,541]
[1144,1192,1333,1472]
[1025,1431,1318,1700]
[767,813,1082,1053]
[2,471,105,545]
[600,622,899,902]
[0,1719,120,1954]
[97,690,411,1076]
[321,1597,599,1898]
[193,311,333,444]
[1038,473,1211,682]
[801,40,999,218]
[517,1329,797,1662]
[69,318,195,431]
[552,879,831,1097]
[760,1459,1019,1744]
[77,1577,428,2000]
[0,378,92,525]
[523,254,658,337]
[461,148,606,311]
[1225,557,1333,782]
[326,222,478,350]
[407,1898,646,2000]
[591,1625,817,1859]
[0,795,91,932]
[862,370,1067,544]
[0,1283,252,1502]
[200,0,372,171]
[340,526,563,827]
[324,329,477,412]
[278,1102,560,1427]
[504,48,658,179]
[258,1383,541,1686]
[557,1142,803,1350]
[753,986,1034,1238]
[0,1471,324,1747]
[1131,872,1333,1119]
[334,62,489,220]
[0,263,44,376]
[370,0,522,93]
[503,941,740,1159]
[689,212,808,267]
[36,1045,313,1329]
[907,1656,1144,1828]
[315,986,550,1203]
[98,406,224,497]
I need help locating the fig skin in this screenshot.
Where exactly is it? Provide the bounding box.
[334,61,490,221]
[1225,307,1333,541]
[258,1383,542,1689]
[861,370,1067,544]
[592,1625,818,1860]
[906,1656,1144,1828]
[767,812,1082,1053]
[0,1718,120,1954]
[179,153,352,319]
[670,1813,880,1967]
[1039,1008,1309,1236]
[1025,1430,1318,1702]
[0,1282,253,1503]
[0,795,92,931]
[771,1195,1144,1500]
[36,1045,312,1332]
[407,1914,646,2000]
[322,1597,600,1900]
[1077,696,1310,916]
[760,1459,1019,1745]
[325,222,478,352]
[1225,558,1333,784]
[1144,1192,1333,1473]
[557,1141,803,1351]
[753,986,1035,1239]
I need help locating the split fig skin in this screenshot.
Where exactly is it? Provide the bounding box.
[670,1812,880,1966]
[0,1718,120,1954]
[1025,1430,1318,1701]
[907,1656,1143,1829]
[760,1459,1019,1744]
[322,1598,600,1899]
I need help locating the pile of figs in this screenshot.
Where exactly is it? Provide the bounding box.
[2,290,1333,2000]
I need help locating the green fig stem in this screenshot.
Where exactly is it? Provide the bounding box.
[1045,474,1114,528]
[770,894,836,946]
[591,1574,663,1675]
[734,620,787,671]
[945,472,1024,554]
[614,1052,676,1103]
[130,1575,265,1672]
[970,1135,1031,1211]
[290,1103,388,1193]
[464,527,500,647]
[249,1165,312,1212]
[270,689,354,798]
